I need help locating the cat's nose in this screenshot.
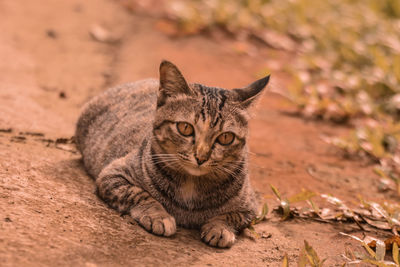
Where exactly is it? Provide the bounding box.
[195,156,207,166]
[195,142,210,166]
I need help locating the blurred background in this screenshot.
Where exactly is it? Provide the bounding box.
[120,0,400,189]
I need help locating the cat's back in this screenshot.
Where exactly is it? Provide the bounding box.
[76,79,158,177]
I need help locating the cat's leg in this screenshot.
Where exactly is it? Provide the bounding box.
[200,211,254,248]
[96,161,176,237]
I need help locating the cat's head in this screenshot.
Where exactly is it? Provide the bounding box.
[152,60,270,177]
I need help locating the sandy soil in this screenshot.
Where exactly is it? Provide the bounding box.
[0,0,395,266]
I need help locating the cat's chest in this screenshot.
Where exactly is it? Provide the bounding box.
[179,180,197,203]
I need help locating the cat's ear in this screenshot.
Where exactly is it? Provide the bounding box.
[158,60,193,107]
[232,75,270,109]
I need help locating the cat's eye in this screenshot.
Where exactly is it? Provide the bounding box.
[177,122,194,136]
[216,132,235,146]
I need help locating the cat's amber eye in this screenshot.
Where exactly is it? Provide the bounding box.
[217,132,235,146]
[176,122,194,136]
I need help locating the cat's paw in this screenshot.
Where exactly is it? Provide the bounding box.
[200,223,236,248]
[138,214,176,237]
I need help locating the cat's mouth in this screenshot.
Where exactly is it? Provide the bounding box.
[181,162,210,176]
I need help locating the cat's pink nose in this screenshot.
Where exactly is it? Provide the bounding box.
[195,156,207,166]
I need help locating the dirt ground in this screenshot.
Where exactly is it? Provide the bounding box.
[0,0,395,266]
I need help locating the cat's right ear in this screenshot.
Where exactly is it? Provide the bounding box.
[232,75,270,109]
[158,60,193,107]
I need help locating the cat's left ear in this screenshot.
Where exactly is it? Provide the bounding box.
[158,60,194,107]
[232,75,270,109]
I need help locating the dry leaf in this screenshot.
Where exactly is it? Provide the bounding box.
[340,232,376,259]
[288,190,316,204]
[155,19,179,36]
[385,236,400,251]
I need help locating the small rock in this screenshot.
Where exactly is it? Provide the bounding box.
[89,25,120,44]
[46,29,58,39]
[261,232,272,239]
[4,217,12,222]
[59,91,66,99]
[74,4,82,13]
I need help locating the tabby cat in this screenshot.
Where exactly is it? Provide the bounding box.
[75,61,270,248]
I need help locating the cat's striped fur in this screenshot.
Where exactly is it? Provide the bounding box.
[76,61,270,248]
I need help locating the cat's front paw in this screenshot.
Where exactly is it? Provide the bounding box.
[200,223,236,248]
[138,214,176,237]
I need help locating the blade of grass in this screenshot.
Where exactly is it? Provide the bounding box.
[298,248,308,267]
[362,259,396,267]
[308,199,320,214]
[261,202,269,219]
[270,184,282,201]
[393,242,399,265]
[253,202,269,224]
[304,240,323,266]
[247,225,260,239]
[282,253,289,267]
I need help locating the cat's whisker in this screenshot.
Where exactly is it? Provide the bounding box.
[214,166,236,177]
[150,155,179,160]
[223,161,245,170]
[151,159,181,165]
[151,158,179,162]
[151,154,178,158]
[247,163,267,170]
